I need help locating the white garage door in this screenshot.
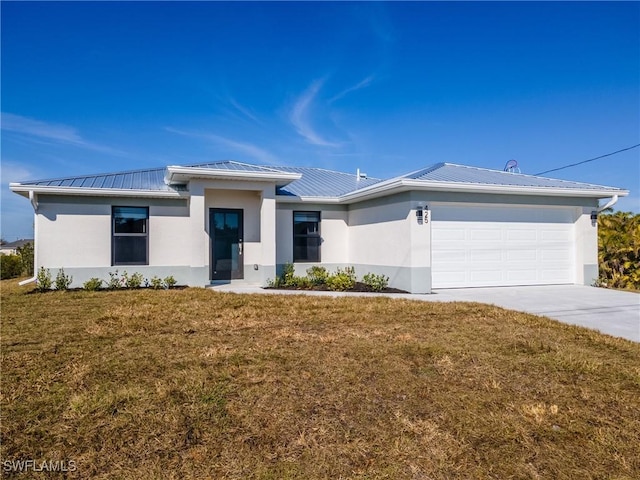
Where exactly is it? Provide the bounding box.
[431,204,576,288]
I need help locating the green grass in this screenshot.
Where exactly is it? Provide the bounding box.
[1,279,639,479]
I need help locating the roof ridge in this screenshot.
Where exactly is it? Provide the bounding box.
[274,164,374,177]
[273,164,384,180]
[398,162,445,179]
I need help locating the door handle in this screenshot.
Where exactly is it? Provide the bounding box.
[238,240,243,255]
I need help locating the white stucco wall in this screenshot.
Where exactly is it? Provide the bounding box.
[36,197,192,270]
[348,193,414,267]
[574,206,599,284]
[275,204,349,265]
[37,202,112,268]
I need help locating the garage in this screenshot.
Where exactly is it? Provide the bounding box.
[431,204,576,288]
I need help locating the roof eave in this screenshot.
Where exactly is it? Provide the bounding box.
[339,179,629,203]
[9,183,188,199]
[165,166,302,186]
[276,195,342,204]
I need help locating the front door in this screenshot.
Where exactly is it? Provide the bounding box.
[210,208,244,280]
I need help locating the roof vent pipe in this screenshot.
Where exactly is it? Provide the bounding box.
[356,168,367,181]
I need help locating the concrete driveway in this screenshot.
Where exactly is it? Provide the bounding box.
[430,285,640,342]
[210,284,639,342]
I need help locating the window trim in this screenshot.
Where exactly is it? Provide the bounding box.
[111,206,149,266]
[293,210,321,263]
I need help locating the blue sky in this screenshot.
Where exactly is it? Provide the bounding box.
[2,1,639,240]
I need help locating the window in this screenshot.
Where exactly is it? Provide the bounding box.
[112,206,148,265]
[293,211,320,262]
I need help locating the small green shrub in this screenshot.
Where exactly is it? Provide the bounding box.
[107,271,122,289]
[290,276,312,289]
[306,266,329,285]
[281,263,296,286]
[150,276,163,290]
[326,266,356,291]
[362,272,389,292]
[83,278,103,291]
[124,272,144,288]
[0,254,23,280]
[163,276,177,289]
[35,267,52,292]
[54,268,73,291]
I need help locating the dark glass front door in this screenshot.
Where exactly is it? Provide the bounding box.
[210,208,244,280]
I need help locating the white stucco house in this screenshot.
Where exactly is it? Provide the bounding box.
[10,161,628,293]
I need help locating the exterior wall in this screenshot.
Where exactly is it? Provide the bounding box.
[35,195,191,287]
[189,179,277,286]
[34,184,278,288]
[347,192,430,293]
[575,206,600,285]
[204,187,263,284]
[276,203,349,278]
[30,188,602,292]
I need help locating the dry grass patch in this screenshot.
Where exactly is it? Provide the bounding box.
[1,279,639,479]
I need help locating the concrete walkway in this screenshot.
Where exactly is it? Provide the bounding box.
[208,284,640,342]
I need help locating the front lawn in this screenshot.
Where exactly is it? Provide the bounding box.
[1,280,639,479]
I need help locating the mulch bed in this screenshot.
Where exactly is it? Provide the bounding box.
[265,282,408,294]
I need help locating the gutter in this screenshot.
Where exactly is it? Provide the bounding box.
[9,184,189,199]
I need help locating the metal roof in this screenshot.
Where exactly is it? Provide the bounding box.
[274,166,382,197]
[12,160,625,198]
[402,163,624,191]
[17,167,187,192]
[185,160,286,174]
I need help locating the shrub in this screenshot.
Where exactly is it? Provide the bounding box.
[35,267,52,292]
[290,276,312,289]
[326,266,356,291]
[83,278,103,291]
[306,266,329,285]
[0,254,23,280]
[163,276,177,289]
[362,272,389,292]
[281,263,296,286]
[598,211,640,290]
[54,268,73,291]
[16,242,34,276]
[150,276,163,290]
[107,270,122,290]
[124,272,144,289]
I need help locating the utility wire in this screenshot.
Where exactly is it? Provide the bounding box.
[535,143,640,176]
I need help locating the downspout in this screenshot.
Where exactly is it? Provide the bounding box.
[597,194,619,213]
[19,190,38,286]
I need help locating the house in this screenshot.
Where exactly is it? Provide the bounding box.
[9,161,628,293]
[0,238,34,256]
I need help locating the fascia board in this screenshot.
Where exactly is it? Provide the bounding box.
[276,195,342,204]
[165,166,302,185]
[340,179,629,202]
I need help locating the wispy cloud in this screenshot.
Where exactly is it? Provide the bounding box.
[0,112,128,156]
[290,79,340,147]
[228,97,261,124]
[165,127,276,164]
[329,75,375,103]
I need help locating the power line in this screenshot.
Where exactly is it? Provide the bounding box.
[535,143,640,176]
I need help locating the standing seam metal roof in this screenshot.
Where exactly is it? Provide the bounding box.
[14,160,624,197]
[403,163,623,191]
